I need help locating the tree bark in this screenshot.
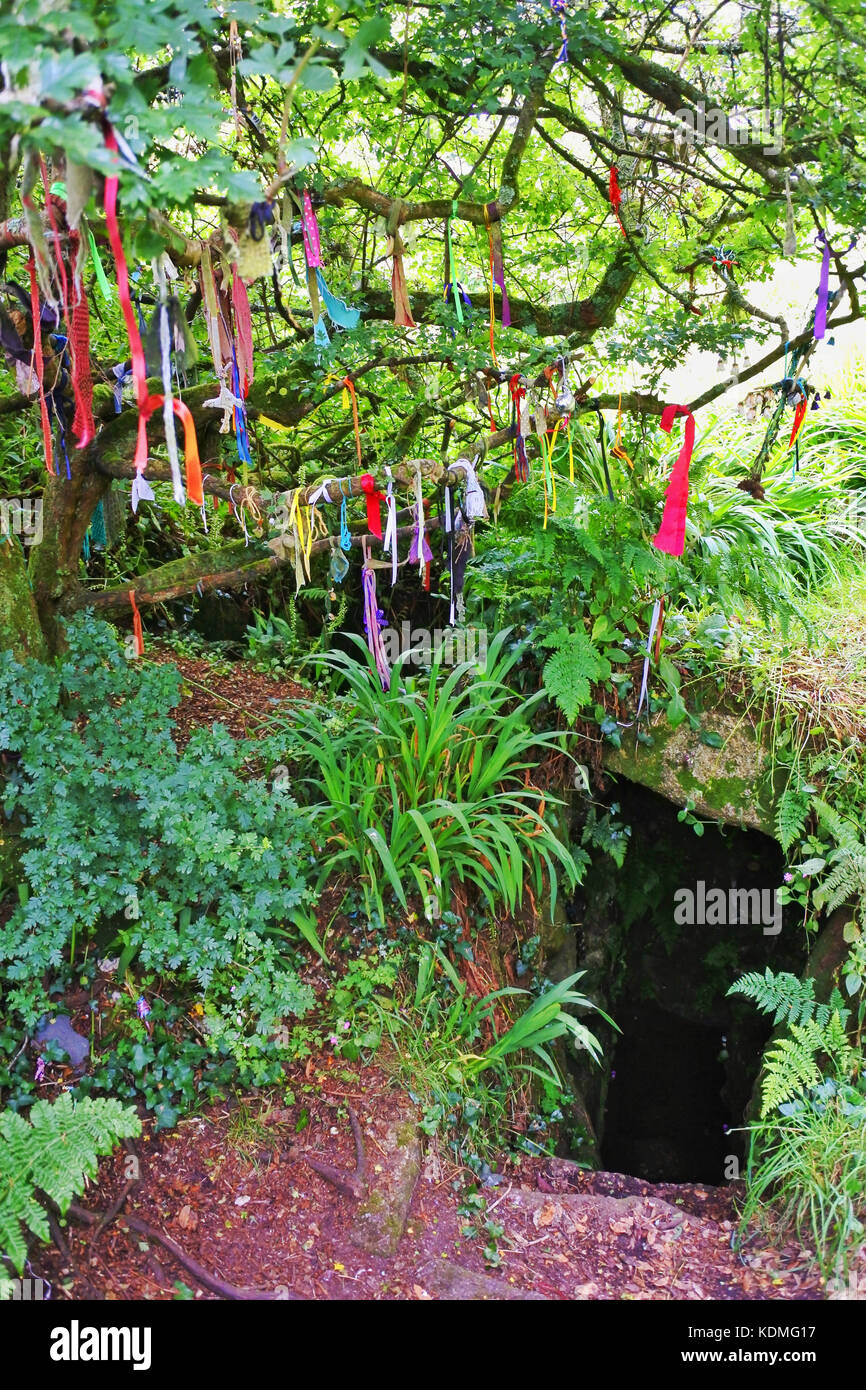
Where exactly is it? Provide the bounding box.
[0,537,46,661]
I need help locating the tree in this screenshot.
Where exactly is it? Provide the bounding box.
[0,0,863,652]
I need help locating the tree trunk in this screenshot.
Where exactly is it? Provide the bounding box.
[0,537,46,661]
[28,459,110,652]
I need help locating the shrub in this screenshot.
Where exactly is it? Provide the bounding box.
[0,614,315,1059]
[0,1093,140,1274]
[273,631,586,924]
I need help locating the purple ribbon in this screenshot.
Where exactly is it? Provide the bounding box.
[814,229,857,340]
[362,561,391,690]
[551,0,568,64]
[485,205,512,327]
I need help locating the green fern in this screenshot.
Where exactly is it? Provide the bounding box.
[0,1094,140,1274]
[774,782,810,853]
[813,797,861,852]
[761,1022,825,1115]
[728,968,849,1029]
[541,626,610,724]
[761,1014,855,1117]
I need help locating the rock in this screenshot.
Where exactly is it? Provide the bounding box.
[416,1259,547,1301]
[348,1116,422,1257]
[603,708,773,833]
[34,1014,90,1068]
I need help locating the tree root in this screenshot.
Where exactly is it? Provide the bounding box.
[303,1105,368,1201]
[67,1202,296,1301]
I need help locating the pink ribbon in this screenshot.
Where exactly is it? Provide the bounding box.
[652,404,695,557]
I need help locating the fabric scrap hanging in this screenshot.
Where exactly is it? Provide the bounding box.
[550,0,569,63]
[343,376,363,469]
[609,166,627,237]
[509,374,531,481]
[652,404,696,557]
[362,540,391,691]
[360,473,385,539]
[634,598,662,727]
[383,464,399,587]
[813,228,857,341]
[612,393,635,470]
[387,200,416,328]
[152,255,185,505]
[446,200,464,325]
[484,203,511,337]
[68,233,96,450]
[233,201,274,282]
[595,411,615,502]
[26,255,56,476]
[408,464,432,581]
[103,122,154,509]
[21,151,58,310]
[128,590,145,657]
[451,455,488,522]
[231,264,255,392]
[300,189,360,338]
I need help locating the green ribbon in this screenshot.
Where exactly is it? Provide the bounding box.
[85,222,114,302]
[447,198,463,325]
[49,180,113,302]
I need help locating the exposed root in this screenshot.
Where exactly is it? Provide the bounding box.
[303,1104,367,1201]
[68,1201,295,1301]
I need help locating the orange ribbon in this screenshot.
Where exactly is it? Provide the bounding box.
[129,590,144,656]
[343,377,362,468]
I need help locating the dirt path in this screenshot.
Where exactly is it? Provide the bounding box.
[38,1068,824,1302]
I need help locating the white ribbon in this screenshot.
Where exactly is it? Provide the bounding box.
[383,465,398,587]
[451,454,488,522]
[153,256,185,506]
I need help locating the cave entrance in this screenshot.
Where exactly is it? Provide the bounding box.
[581,780,809,1185]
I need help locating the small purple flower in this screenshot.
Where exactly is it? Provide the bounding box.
[34,1057,46,1083]
[136,995,151,1021]
[783,872,794,884]
[339,1020,350,1033]
[328,1034,339,1046]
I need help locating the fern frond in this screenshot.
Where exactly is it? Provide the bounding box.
[728,968,817,1026]
[813,797,861,852]
[541,628,609,724]
[761,1022,824,1116]
[775,783,810,853]
[0,1095,140,1274]
[814,849,866,914]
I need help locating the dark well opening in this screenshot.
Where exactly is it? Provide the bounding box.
[573,780,808,1185]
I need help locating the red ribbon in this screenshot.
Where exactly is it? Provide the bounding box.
[652,404,695,557]
[27,256,54,475]
[789,397,808,449]
[609,166,626,237]
[231,265,254,392]
[103,126,149,474]
[103,124,203,503]
[360,473,385,539]
[68,232,95,450]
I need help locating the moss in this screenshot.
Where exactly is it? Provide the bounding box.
[395,1120,417,1148]
[0,540,46,661]
[602,708,775,836]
